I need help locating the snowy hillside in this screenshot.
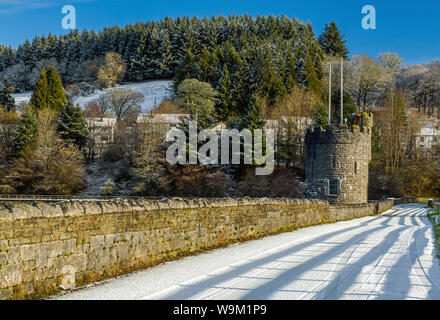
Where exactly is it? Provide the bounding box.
[12,80,173,113]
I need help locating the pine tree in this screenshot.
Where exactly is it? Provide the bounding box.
[260,59,287,106]
[284,46,298,91]
[241,94,265,131]
[135,25,162,79]
[31,66,66,113]
[343,94,358,121]
[12,107,38,157]
[30,68,48,109]
[46,66,67,113]
[1,15,331,106]
[318,21,349,59]
[173,49,199,89]
[0,76,16,112]
[313,104,328,127]
[233,56,259,118]
[304,53,321,96]
[216,64,232,121]
[57,100,89,149]
[159,32,174,77]
[236,94,266,169]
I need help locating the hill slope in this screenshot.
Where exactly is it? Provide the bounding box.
[12,80,173,113]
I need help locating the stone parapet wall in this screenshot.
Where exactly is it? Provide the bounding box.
[0,197,394,300]
[393,197,432,206]
[329,203,376,220]
[329,199,394,221]
[377,199,395,214]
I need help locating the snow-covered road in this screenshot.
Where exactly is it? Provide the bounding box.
[53,204,440,300]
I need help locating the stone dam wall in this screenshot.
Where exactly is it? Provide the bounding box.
[0,197,395,300]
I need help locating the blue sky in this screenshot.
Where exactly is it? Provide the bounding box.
[0,0,438,65]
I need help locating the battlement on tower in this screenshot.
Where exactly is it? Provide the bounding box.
[306,112,373,141]
[306,125,369,141]
[306,113,373,146]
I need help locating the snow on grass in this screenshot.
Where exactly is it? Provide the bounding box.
[11,91,32,105]
[12,80,173,113]
[81,158,132,197]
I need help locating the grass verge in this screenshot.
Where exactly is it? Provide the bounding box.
[427,208,440,259]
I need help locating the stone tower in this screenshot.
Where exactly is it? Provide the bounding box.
[305,113,373,204]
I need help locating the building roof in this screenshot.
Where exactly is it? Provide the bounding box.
[137,113,188,124]
[87,118,117,127]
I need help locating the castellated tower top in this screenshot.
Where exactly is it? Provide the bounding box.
[305,113,373,204]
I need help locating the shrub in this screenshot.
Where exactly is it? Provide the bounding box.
[100,178,115,196]
[2,108,85,195]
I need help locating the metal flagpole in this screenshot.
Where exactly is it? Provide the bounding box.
[328,62,331,125]
[340,57,344,125]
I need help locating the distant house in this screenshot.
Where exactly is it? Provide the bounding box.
[137,113,188,128]
[86,114,188,155]
[416,122,440,150]
[203,117,313,137]
[85,114,314,161]
[265,116,313,131]
[86,118,117,156]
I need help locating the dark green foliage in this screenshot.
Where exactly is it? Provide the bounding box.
[173,49,200,89]
[371,125,382,162]
[216,65,232,121]
[175,79,218,164]
[46,67,67,112]
[304,53,321,96]
[57,100,89,149]
[313,104,328,127]
[241,95,265,131]
[175,78,217,116]
[283,48,298,92]
[133,25,163,79]
[0,15,326,108]
[0,76,15,112]
[260,58,288,106]
[343,94,358,120]
[318,21,349,59]
[159,33,174,78]
[12,107,38,157]
[30,66,66,113]
[30,69,49,109]
[238,95,266,169]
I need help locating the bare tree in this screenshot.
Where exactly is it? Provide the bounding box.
[102,113,167,167]
[413,66,440,116]
[266,86,320,167]
[2,62,29,92]
[377,52,403,78]
[345,54,393,111]
[87,93,114,120]
[374,90,423,175]
[99,88,144,121]
[134,115,168,169]
[0,109,18,163]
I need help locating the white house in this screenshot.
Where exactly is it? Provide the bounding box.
[416,122,440,150]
